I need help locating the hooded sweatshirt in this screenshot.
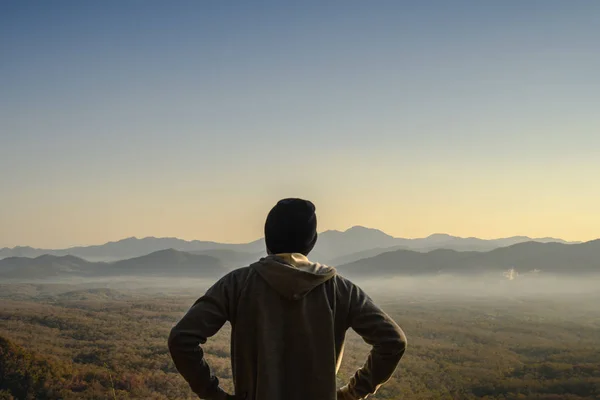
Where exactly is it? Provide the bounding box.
[168,254,406,400]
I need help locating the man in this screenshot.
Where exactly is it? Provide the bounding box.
[168,198,407,400]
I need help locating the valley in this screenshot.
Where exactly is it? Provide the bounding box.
[1,282,599,399]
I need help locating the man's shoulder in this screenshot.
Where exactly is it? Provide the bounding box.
[217,260,267,285]
[332,273,358,290]
[331,273,373,302]
[220,265,255,282]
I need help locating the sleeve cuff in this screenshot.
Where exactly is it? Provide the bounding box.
[338,385,359,400]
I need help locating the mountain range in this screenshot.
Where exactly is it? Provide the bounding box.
[0,226,575,265]
[337,240,600,278]
[1,239,598,281]
[0,249,225,280]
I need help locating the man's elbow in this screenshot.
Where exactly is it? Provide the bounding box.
[390,325,407,359]
[397,326,407,352]
[167,326,181,355]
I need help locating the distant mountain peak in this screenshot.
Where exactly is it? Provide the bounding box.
[321,226,391,236]
[128,248,188,260]
[119,237,140,242]
[426,233,455,239]
[346,225,379,232]
[344,226,394,237]
[149,248,183,255]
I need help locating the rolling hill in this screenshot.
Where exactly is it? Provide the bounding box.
[0,255,93,279]
[337,240,600,278]
[102,249,223,277]
[0,249,226,280]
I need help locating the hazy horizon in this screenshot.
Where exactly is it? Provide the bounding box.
[3,1,600,248]
[0,225,589,250]
[4,273,600,297]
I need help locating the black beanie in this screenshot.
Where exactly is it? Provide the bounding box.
[264,198,318,256]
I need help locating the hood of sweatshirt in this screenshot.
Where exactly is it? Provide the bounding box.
[252,253,337,300]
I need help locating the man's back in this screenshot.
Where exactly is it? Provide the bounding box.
[169,253,406,400]
[168,198,406,399]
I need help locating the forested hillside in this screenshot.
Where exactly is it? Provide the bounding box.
[1,284,599,399]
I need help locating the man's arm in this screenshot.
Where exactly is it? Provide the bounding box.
[339,281,407,400]
[168,273,235,399]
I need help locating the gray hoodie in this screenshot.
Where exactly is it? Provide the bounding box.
[168,254,406,400]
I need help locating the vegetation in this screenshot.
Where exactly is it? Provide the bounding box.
[1,283,599,399]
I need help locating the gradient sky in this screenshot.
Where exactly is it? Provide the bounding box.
[1,1,600,248]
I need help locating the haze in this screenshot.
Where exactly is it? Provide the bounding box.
[5,274,599,300]
[3,1,600,248]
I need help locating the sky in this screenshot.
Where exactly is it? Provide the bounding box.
[1,1,600,248]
